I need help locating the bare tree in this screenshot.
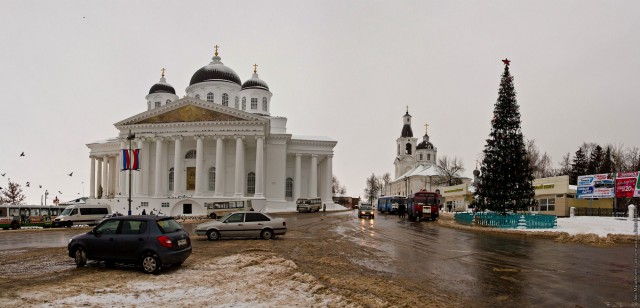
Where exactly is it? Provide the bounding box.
[380,173,391,196]
[556,152,572,176]
[364,173,381,203]
[332,175,347,196]
[434,155,465,186]
[526,139,554,178]
[0,180,26,205]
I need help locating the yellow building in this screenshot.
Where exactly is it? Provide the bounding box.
[440,175,614,217]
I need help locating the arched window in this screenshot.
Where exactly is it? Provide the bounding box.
[169,168,174,191]
[222,93,229,106]
[285,178,293,198]
[166,99,171,104]
[251,98,258,110]
[155,101,161,107]
[195,94,200,99]
[242,97,246,110]
[405,143,412,155]
[247,172,256,194]
[185,150,196,159]
[262,97,267,111]
[207,92,214,102]
[235,96,239,109]
[427,154,431,161]
[208,167,216,191]
[419,154,423,160]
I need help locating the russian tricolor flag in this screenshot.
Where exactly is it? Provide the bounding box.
[122,149,140,170]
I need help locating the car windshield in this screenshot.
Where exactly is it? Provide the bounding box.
[61,208,73,216]
[218,213,233,221]
[361,205,372,210]
[157,218,182,233]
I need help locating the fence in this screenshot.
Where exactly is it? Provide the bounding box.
[454,212,557,229]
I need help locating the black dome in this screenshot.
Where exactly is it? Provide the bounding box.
[148,83,176,95]
[241,78,269,91]
[416,141,433,150]
[190,64,242,86]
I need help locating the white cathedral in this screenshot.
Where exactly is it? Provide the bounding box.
[85,47,337,215]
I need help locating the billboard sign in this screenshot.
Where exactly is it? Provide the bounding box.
[615,171,640,198]
[577,173,615,199]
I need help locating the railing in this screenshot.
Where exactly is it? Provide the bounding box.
[454,212,557,229]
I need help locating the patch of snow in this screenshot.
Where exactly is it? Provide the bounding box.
[522,216,639,236]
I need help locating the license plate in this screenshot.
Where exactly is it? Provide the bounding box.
[178,239,187,246]
[423,207,431,213]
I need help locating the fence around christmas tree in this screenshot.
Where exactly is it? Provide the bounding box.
[454,212,557,229]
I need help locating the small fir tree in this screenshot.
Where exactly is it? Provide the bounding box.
[569,148,588,185]
[599,146,614,174]
[474,59,534,214]
[0,180,27,205]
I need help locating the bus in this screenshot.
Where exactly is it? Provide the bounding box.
[0,205,65,229]
[205,199,253,219]
[377,196,406,214]
[406,190,441,222]
[296,198,322,213]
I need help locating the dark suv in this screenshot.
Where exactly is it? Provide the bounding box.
[68,216,192,274]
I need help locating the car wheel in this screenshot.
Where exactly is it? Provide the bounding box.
[10,221,19,230]
[141,253,161,274]
[74,247,87,267]
[261,229,274,240]
[209,213,217,219]
[206,230,220,241]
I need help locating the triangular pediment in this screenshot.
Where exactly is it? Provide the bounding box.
[115,99,266,126]
[137,105,245,124]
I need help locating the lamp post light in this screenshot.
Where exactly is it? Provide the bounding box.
[44,190,49,205]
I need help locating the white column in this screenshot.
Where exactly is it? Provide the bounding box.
[310,155,318,198]
[233,136,245,198]
[195,136,204,197]
[294,154,301,201]
[109,156,117,197]
[173,136,183,197]
[141,139,150,196]
[214,136,225,197]
[154,137,164,197]
[89,157,96,198]
[135,139,144,196]
[96,157,103,198]
[119,142,126,196]
[324,155,333,202]
[102,157,108,198]
[254,136,264,198]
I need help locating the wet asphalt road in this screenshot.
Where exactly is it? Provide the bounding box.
[0,210,635,306]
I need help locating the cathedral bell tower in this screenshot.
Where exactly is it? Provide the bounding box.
[394,108,417,178]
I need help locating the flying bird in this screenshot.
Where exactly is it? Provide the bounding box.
[1,173,5,177]
[58,191,63,194]
[39,185,42,188]
[26,182,30,187]
[20,152,25,157]
[68,172,73,177]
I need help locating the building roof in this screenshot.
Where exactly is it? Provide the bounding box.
[395,164,440,181]
[190,55,242,86]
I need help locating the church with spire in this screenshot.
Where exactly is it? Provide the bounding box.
[85,46,337,215]
[388,108,446,197]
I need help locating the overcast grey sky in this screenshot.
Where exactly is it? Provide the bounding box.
[1,1,639,204]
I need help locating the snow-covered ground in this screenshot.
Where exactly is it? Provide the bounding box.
[524,216,639,237]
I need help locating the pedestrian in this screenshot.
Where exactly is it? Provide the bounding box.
[141,209,146,215]
[398,202,405,219]
[323,203,326,212]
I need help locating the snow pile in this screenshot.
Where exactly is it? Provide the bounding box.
[525,216,639,236]
[17,253,352,307]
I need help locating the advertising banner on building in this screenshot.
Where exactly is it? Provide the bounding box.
[615,171,640,198]
[577,173,615,199]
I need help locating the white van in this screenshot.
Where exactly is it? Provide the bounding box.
[53,204,111,227]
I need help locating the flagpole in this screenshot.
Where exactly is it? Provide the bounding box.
[127,130,135,216]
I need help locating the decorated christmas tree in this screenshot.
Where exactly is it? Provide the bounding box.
[474,59,534,214]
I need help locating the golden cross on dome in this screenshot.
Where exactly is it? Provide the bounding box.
[161,68,165,78]
[253,63,258,74]
[424,123,429,134]
[214,45,219,56]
